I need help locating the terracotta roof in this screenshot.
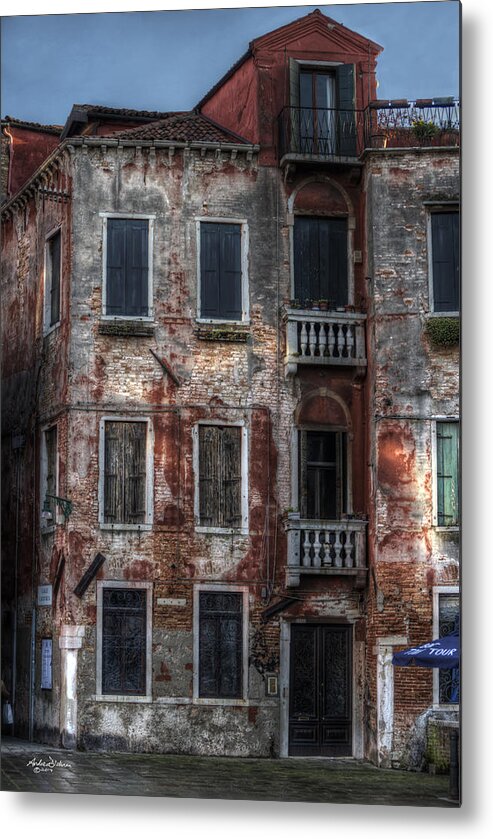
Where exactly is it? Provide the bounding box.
[71,104,177,120]
[104,113,250,145]
[2,116,62,135]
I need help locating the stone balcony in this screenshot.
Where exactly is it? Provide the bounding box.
[284,514,367,589]
[283,307,367,376]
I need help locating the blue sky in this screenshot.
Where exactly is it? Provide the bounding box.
[1,1,460,126]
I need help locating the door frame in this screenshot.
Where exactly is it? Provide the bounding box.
[280,617,363,758]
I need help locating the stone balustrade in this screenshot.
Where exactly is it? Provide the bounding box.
[284,514,367,588]
[284,308,366,375]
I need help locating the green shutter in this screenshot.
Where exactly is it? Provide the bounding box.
[436,422,459,526]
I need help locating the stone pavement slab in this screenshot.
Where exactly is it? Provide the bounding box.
[1,737,459,806]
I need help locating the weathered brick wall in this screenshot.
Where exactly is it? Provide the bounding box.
[365,148,460,767]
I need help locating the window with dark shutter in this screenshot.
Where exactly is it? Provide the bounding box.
[104,421,147,524]
[102,588,147,695]
[200,223,242,320]
[198,425,242,528]
[436,422,459,526]
[291,63,356,157]
[106,218,149,317]
[300,430,347,520]
[199,591,243,699]
[431,211,460,312]
[45,230,61,329]
[294,217,348,306]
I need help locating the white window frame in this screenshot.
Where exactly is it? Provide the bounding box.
[431,418,460,531]
[40,423,59,532]
[192,419,249,535]
[98,416,154,531]
[432,586,460,710]
[195,217,250,324]
[193,583,249,705]
[426,204,460,316]
[100,212,155,321]
[96,580,153,702]
[43,226,62,335]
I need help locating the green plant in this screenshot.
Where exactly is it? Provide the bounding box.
[425,317,460,347]
[412,119,440,141]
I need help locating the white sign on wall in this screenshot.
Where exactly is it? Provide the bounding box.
[41,639,52,690]
[37,585,52,606]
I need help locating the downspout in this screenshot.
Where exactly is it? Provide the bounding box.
[11,445,20,735]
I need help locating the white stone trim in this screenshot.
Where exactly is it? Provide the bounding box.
[195,216,250,323]
[96,580,153,701]
[432,586,460,710]
[192,419,249,535]
[43,225,62,336]
[192,583,249,703]
[98,415,154,531]
[100,212,155,320]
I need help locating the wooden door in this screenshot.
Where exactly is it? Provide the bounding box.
[289,624,352,756]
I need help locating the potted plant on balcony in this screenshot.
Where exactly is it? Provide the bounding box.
[289,298,301,309]
[319,299,329,311]
[311,300,320,311]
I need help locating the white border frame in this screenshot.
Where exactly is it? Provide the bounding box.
[426,205,460,316]
[432,585,460,711]
[100,212,155,321]
[98,415,154,531]
[96,580,153,702]
[192,419,249,535]
[43,225,62,336]
[192,583,249,705]
[431,418,460,530]
[195,217,250,324]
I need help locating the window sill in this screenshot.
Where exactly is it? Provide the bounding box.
[425,312,460,319]
[432,704,460,712]
[99,319,155,337]
[192,697,248,707]
[195,526,249,536]
[92,694,152,703]
[100,523,152,532]
[434,526,460,533]
[194,323,250,343]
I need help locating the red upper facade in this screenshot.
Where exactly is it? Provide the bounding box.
[198,9,382,165]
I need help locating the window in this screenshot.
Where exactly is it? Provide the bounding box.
[195,424,248,531]
[198,221,248,321]
[41,425,57,527]
[289,61,356,157]
[430,211,459,312]
[196,589,247,700]
[97,582,152,699]
[433,589,460,705]
[294,217,348,306]
[102,215,154,318]
[44,229,61,331]
[100,419,152,528]
[434,421,459,527]
[299,430,347,520]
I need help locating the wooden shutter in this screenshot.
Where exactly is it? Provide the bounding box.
[104,421,147,524]
[436,422,459,526]
[294,218,348,305]
[336,64,356,157]
[106,219,148,316]
[199,426,241,527]
[102,588,146,695]
[200,223,242,320]
[49,231,61,326]
[432,213,460,312]
[45,426,57,520]
[125,219,148,316]
[106,219,126,316]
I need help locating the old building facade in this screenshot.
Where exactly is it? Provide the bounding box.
[1,10,459,768]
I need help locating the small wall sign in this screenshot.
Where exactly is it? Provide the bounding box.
[157,597,187,607]
[41,638,52,689]
[37,585,52,606]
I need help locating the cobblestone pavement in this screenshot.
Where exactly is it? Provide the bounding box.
[1,737,459,806]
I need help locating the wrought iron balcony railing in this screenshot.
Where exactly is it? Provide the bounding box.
[284,514,367,588]
[283,307,367,376]
[278,99,460,163]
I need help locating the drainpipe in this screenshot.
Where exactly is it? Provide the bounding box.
[11,444,21,736]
